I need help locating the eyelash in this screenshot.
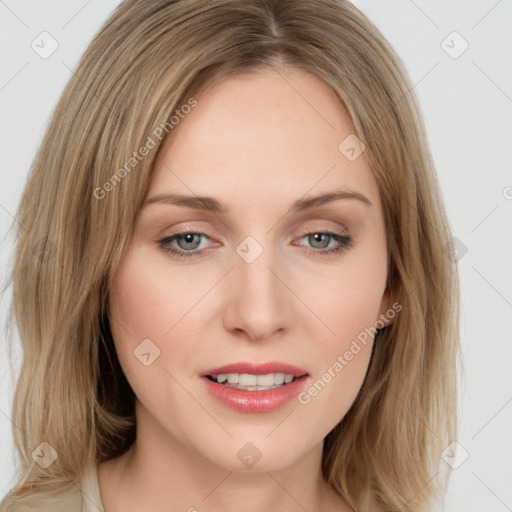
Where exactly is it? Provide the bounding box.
[157,229,353,260]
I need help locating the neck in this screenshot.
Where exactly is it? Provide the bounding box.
[97,400,351,512]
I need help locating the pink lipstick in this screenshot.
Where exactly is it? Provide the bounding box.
[200,361,310,413]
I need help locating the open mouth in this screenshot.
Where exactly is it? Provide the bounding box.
[204,373,307,391]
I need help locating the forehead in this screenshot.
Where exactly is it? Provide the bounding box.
[148,67,380,211]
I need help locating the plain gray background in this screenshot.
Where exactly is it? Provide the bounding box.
[1,1,511,510]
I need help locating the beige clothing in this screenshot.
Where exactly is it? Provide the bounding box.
[81,463,105,512]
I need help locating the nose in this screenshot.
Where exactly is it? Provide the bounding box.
[222,244,293,343]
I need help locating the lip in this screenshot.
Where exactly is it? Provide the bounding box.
[201,374,309,413]
[200,361,308,377]
[199,361,310,413]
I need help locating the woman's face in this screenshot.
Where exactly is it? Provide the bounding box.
[108,66,392,472]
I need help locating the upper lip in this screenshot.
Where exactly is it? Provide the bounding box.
[200,361,309,377]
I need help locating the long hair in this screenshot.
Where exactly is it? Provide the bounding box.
[1,1,460,510]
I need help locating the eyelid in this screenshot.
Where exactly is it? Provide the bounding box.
[157,221,349,244]
[156,225,353,260]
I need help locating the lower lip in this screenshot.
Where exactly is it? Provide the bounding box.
[201,375,309,413]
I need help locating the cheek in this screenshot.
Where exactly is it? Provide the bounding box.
[107,247,202,416]
[296,285,377,427]
[108,245,201,343]
[107,246,189,381]
[298,240,387,349]
[293,246,386,417]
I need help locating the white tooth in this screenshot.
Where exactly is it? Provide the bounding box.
[215,372,297,386]
[239,373,257,385]
[227,373,239,384]
[257,374,275,386]
[274,373,285,385]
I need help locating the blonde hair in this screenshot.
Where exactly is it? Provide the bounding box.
[1,0,460,510]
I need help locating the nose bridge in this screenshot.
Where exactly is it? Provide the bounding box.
[223,234,290,339]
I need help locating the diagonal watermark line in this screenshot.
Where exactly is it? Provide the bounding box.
[61,61,109,106]
[61,0,94,29]
[400,472,439,511]
[201,470,233,502]
[0,0,29,28]
[163,367,234,438]
[388,387,440,440]
[73,479,105,512]
[470,204,499,233]
[472,395,512,439]
[0,407,25,436]
[266,163,337,235]
[273,67,336,131]
[266,472,311,512]
[161,267,234,338]
[0,202,22,227]
[101,309,133,339]
[162,163,231,233]
[265,407,296,437]
[472,471,512,511]
[67,423,108,512]
[471,265,512,308]
[266,266,336,335]
[399,61,439,105]
[471,0,503,30]
[0,62,29,92]
[472,61,512,105]
[1,394,96,508]
[407,0,439,29]
[383,62,439,122]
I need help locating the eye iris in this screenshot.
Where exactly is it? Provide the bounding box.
[309,233,330,249]
[177,233,201,250]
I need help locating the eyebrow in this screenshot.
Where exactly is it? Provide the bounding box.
[142,190,372,214]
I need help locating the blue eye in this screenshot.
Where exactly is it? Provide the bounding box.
[297,232,353,256]
[157,231,212,259]
[157,230,353,260]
